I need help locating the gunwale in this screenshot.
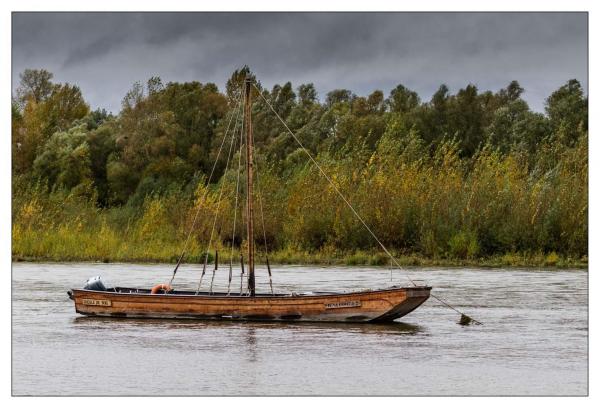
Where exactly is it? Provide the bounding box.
[71,285,431,301]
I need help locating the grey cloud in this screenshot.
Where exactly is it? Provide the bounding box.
[12,12,587,113]
[64,34,128,67]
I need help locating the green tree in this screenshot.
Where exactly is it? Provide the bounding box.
[83,108,114,130]
[15,68,54,107]
[416,84,450,147]
[40,83,90,137]
[545,79,587,146]
[12,70,90,175]
[32,124,93,193]
[13,98,45,174]
[270,82,297,119]
[500,80,524,102]
[326,89,355,106]
[298,83,318,106]
[108,78,228,204]
[387,84,420,113]
[225,65,258,102]
[86,121,117,206]
[485,99,550,154]
[446,84,485,156]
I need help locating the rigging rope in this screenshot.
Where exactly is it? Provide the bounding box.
[253,83,415,285]
[227,96,245,296]
[254,157,274,294]
[240,85,251,296]
[208,125,240,294]
[198,99,243,294]
[168,91,243,288]
[252,82,481,324]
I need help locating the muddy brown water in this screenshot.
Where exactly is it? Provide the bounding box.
[12,263,587,396]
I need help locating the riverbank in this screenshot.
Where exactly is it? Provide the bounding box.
[12,248,587,268]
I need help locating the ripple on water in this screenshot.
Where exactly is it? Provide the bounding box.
[12,262,588,396]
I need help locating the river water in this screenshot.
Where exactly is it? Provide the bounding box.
[12,262,587,396]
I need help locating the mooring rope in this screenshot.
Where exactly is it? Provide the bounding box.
[253,82,481,325]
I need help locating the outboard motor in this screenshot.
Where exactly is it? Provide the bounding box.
[83,276,106,291]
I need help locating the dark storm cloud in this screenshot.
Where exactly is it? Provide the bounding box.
[12,12,587,113]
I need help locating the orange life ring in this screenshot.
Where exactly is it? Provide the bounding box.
[150,283,172,294]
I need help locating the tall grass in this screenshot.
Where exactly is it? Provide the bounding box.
[12,135,587,267]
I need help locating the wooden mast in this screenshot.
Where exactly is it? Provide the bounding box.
[244,78,256,296]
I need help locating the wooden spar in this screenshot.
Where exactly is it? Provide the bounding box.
[244,79,256,296]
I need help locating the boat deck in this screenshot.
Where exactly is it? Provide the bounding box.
[108,287,382,297]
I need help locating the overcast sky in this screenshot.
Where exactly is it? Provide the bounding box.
[12,12,587,113]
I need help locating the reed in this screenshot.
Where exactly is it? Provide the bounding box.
[12,133,587,268]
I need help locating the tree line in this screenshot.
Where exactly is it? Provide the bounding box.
[12,67,588,263]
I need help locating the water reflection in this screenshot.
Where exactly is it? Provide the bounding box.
[72,315,422,336]
[245,327,258,363]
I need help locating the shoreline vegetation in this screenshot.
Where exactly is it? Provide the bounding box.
[11,186,587,268]
[12,68,588,269]
[12,251,587,269]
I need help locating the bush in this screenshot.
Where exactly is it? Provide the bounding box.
[448,231,480,259]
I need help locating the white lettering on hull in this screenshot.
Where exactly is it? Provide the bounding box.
[324,300,361,309]
[82,298,112,307]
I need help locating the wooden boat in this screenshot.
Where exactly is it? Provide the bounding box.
[68,286,431,322]
[68,78,431,323]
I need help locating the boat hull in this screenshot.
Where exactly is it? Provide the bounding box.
[69,286,431,323]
